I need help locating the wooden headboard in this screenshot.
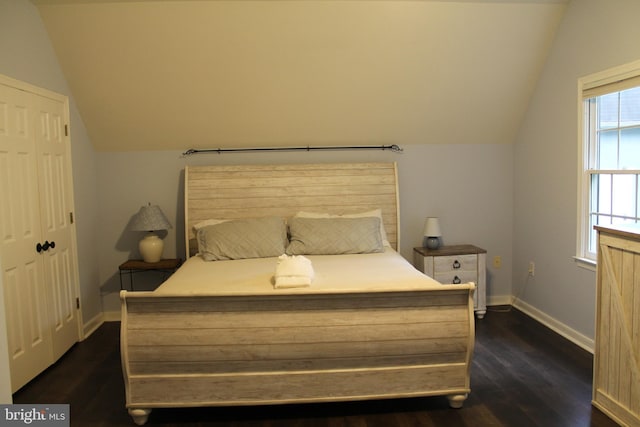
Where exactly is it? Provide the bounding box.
[184,162,400,258]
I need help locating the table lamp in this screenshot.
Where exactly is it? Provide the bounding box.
[129,204,172,263]
[423,217,442,249]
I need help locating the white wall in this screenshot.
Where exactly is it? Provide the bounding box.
[513,0,640,348]
[97,144,514,314]
[0,0,102,334]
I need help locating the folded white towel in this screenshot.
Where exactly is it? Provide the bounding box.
[274,254,314,288]
[274,275,313,288]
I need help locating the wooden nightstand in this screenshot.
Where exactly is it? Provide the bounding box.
[413,245,487,319]
[119,258,182,291]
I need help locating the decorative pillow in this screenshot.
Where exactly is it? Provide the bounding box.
[286,216,383,255]
[192,219,228,254]
[197,217,287,261]
[294,209,391,247]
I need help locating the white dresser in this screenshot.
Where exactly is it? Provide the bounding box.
[414,245,487,319]
[593,225,640,426]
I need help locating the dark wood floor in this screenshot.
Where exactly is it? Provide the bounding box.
[13,307,618,427]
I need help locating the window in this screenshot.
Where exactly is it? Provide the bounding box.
[577,61,640,263]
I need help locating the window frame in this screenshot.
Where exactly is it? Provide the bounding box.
[576,59,640,269]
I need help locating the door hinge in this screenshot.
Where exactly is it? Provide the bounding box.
[76,297,80,310]
[69,212,74,224]
[65,124,69,136]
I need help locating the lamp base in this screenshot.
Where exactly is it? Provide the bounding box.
[139,234,164,263]
[425,236,441,250]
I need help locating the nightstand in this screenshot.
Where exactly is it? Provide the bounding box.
[413,245,487,319]
[119,258,182,291]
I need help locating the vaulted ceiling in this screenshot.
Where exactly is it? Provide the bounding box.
[32,0,568,152]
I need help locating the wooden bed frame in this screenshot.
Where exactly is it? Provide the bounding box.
[120,163,475,425]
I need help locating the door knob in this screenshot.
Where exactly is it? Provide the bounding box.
[36,241,56,253]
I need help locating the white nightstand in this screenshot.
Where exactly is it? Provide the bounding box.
[413,245,487,319]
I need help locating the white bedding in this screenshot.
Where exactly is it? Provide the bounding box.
[156,247,443,295]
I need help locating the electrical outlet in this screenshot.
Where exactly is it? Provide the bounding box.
[493,256,502,269]
[528,261,535,277]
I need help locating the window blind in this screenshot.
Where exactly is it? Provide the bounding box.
[582,74,640,99]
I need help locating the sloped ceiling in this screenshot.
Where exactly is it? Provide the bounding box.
[33,0,567,152]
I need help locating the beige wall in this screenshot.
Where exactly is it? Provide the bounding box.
[513,0,640,348]
[36,0,564,152]
[0,0,516,333]
[97,145,514,314]
[8,0,631,355]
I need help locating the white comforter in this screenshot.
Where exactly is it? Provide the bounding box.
[156,247,443,295]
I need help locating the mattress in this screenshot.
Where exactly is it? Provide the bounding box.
[156,247,443,295]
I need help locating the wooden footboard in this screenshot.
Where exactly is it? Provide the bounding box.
[120,285,475,425]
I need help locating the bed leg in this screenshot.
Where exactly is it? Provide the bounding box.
[128,408,151,425]
[447,394,468,409]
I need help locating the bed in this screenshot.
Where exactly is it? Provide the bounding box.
[120,162,475,425]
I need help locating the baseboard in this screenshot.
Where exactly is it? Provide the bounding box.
[487,294,513,306]
[103,310,121,322]
[82,312,104,339]
[512,298,594,353]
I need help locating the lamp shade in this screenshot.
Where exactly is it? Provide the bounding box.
[423,217,442,237]
[423,217,442,250]
[129,205,172,232]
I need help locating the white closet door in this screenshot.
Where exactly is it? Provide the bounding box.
[35,94,79,361]
[0,77,80,392]
[0,84,54,391]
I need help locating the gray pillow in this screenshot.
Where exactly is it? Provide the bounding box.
[286,216,383,255]
[197,217,287,261]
